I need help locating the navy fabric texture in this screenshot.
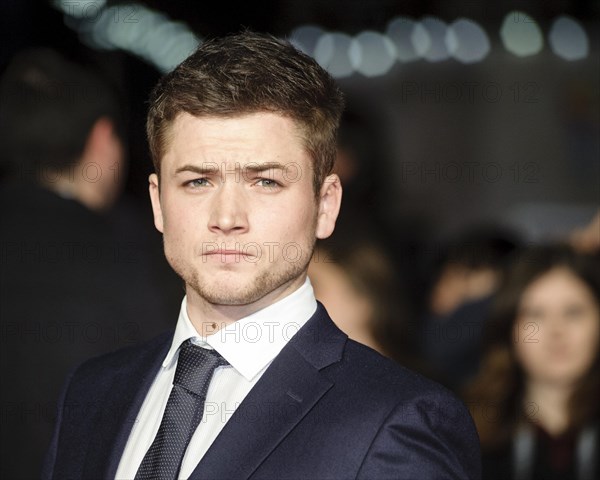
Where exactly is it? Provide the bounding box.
[42,303,482,480]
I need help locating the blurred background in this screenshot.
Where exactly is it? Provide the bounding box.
[2,0,598,237]
[1,1,599,479]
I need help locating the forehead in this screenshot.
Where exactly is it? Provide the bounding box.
[163,112,308,167]
[522,268,593,303]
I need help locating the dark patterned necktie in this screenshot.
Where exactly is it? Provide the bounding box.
[135,339,229,480]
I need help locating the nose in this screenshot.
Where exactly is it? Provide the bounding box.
[207,182,249,235]
[542,314,566,342]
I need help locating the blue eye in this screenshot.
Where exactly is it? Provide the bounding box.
[185,178,210,188]
[257,178,281,188]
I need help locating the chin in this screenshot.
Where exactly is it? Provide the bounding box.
[179,255,309,305]
[195,288,267,306]
[191,275,270,306]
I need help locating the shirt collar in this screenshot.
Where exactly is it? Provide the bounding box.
[163,277,317,381]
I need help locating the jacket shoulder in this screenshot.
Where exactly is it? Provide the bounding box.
[341,340,482,479]
[66,331,172,389]
[342,338,456,401]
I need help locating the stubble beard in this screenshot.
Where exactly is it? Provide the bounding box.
[166,238,316,306]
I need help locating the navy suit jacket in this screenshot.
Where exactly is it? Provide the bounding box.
[43,303,481,479]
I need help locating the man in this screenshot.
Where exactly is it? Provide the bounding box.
[43,32,481,479]
[0,49,177,480]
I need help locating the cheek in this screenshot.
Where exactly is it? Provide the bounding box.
[514,340,538,369]
[161,197,194,235]
[571,317,600,362]
[162,212,197,258]
[513,323,543,365]
[262,202,316,240]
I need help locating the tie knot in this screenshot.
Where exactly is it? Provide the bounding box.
[174,339,229,396]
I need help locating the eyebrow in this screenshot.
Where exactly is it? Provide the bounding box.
[173,162,288,176]
[173,164,219,176]
[243,162,287,174]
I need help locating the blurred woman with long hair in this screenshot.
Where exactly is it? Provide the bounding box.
[466,245,599,480]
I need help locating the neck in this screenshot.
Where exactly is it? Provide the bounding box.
[186,274,307,337]
[523,379,574,436]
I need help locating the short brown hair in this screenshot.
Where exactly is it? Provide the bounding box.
[146,31,344,194]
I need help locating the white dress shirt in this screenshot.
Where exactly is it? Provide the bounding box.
[115,278,317,480]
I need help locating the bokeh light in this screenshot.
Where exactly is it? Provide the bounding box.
[349,31,396,77]
[416,16,450,62]
[386,17,421,62]
[290,24,325,57]
[446,18,490,63]
[314,32,354,78]
[500,11,544,57]
[549,16,589,61]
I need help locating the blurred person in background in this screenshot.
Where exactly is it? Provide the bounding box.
[465,245,599,480]
[332,100,388,229]
[569,210,600,255]
[420,225,520,390]
[0,48,177,479]
[308,238,419,368]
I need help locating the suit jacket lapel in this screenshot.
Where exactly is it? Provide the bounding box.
[80,333,172,479]
[190,303,347,480]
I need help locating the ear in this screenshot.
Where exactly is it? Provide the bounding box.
[316,174,342,239]
[148,173,164,233]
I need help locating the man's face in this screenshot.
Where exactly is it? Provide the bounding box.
[149,112,341,308]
